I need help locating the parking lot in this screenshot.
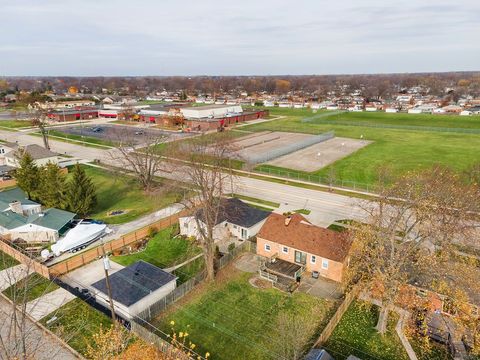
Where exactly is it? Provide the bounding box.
[53,124,193,145]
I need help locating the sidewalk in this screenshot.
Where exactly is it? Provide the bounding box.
[105,202,185,242]
[0,264,31,291]
[26,288,76,321]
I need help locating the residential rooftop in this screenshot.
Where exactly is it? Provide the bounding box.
[3,143,59,160]
[258,213,351,262]
[197,197,271,228]
[91,260,177,307]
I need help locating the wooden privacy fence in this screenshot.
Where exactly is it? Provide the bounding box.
[312,285,361,348]
[0,240,50,278]
[49,209,190,277]
[0,179,17,189]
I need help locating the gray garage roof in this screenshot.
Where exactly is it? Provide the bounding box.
[196,197,271,229]
[92,260,177,307]
[4,143,59,160]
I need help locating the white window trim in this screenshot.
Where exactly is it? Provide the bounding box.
[321,259,329,269]
[264,244,271,252]
[282,246,288,254]
[311,255,316,264]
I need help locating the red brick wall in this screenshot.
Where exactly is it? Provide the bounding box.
[256,236,345,282]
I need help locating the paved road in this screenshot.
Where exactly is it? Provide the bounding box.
[0,129,369,227]
[0,295,78,359]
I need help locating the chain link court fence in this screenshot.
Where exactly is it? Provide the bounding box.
[253,165,381,194]
[245,131,335,164]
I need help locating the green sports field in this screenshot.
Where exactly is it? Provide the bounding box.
[240,109,480,189]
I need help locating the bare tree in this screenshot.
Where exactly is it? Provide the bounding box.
[0,250,82,359]
[108,130,171,191]
[171,133,237,281]
[344,166,478,334]
[30,108,51,150]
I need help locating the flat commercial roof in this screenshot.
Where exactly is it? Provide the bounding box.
[181,104,242,111]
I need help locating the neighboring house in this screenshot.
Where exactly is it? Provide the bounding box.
[0,188,75,243]
[0,142,61,168]
[92,260,177,320]
[257,213,351,283]
[179,198,271,242]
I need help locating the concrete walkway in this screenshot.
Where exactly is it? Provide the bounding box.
[0,295,79,359]
[104,202,185,241]
[0,264,31,291]
[164,253,204,273]
[26,288,76,321]
[359,292,418,360]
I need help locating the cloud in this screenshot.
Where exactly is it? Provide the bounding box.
[0,0,479,75]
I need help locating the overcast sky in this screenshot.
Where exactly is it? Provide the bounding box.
[1,0,479,76]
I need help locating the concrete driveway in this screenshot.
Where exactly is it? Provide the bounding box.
[60,259,124,290]
[298,275,344,300]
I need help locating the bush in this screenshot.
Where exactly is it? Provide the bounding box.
[147,226,158,238]
[227,243,236,252]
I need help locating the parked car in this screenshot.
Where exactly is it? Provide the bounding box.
[91,127,103,132]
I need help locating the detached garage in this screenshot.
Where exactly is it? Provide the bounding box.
[92,260,177,320]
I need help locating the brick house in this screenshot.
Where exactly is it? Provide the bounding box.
[256,213,351,283]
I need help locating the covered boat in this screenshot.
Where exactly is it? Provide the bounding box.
[51,219,109,256]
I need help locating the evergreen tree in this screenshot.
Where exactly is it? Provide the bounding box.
[66,164,97,217]
[14,151,39,199]
[37,163,67,208]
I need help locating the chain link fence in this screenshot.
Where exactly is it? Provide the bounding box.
[245,131,335,164]
[253,165,381,194]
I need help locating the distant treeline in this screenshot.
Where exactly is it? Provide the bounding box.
[1,72,479,99]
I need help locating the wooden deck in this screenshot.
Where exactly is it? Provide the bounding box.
[265,258,302,280]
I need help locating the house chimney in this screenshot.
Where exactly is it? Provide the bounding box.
[9,201,23,215]
[285,216,292,226]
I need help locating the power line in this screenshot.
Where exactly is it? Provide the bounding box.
[60,273,207,359]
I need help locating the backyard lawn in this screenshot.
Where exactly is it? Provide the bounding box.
[78,166,185,224]
[323,300,408,360]
[242,110,480,188]
[0,250,19,270]
[155,271,337,360]
[3,273,59,303]
[112,225,203,283]
[41,298,112,356]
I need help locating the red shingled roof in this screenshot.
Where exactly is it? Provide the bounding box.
[257,213,351,262]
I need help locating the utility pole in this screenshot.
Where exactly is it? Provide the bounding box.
[102,247,116,324]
